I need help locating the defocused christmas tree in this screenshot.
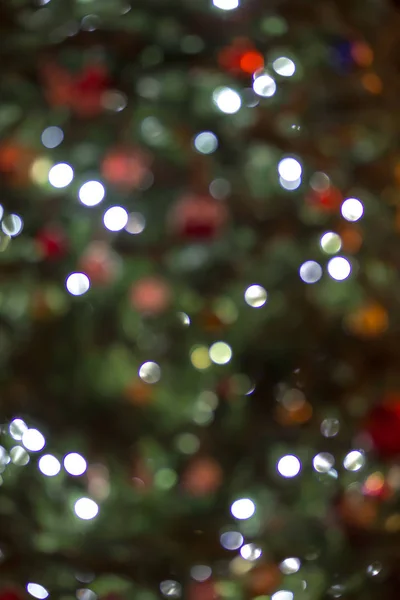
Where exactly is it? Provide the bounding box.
[2,0,400,598]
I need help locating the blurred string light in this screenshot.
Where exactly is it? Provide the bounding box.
[272,592,294,600]
[10,446,30,466]
[313,452,335,473]
[103,206,128,231]
[190,565,212,582]
[74,498,99,520]
[280,176,301,191]
[191,346,211,370]
[253,73,276,97]
[320,232,342,254]
[139,361,161,384]
[321,418,340,438]
[231,498,255,520]
[213,87,241,114]
[245,284,267,308]
[273,56,296,76]
[193,131,218,154]
[240,544,262,561]
[9,418,28,440]
[327,257,351,281]
[64,452,87,476]
[41,126,64,149]
[280,557,301,574]
[39,454,61,476]
[209,341,232,365]
[48,163,74,188]
[343,450,365,471]
[125,212,146,235]
[27,584,49,600]
[341,197,364,222]
[220,531,244,550]
[22,428,45,452]
[209,178,231,199]
[79,181,105,207]
[160,580,181,598]
[177,312,191,326]
[277,454,301,478]
[2,214,23,237]
[212,0,239,9]
[278,157,302,182]
[299,260,322,284]
[66,273,90,296]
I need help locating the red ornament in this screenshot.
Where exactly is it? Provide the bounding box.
[182,457,223,497]
[169,194,228,241]
[36,226,67,260]
[79,242,120,285]
[188,581,219,600]
[365,397,400,458]
[101,147,151,190]
[130,277,171,315]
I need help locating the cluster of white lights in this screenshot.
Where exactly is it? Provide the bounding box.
[231,498,255,520]
[74,497,99,520]
[79,181,105,207]
[277,454,301,478]
[48,163,74,188]
[209,341,232,365]
[212,0,239,9]
[213,87,241,114]
[253,73,276,98]
[66,272,90,296]
[103,206,128,232]
[341,197,364,222]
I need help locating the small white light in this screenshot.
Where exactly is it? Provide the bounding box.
[273,57,296,77]
[139,361,161,384]
[313,452,335,473]
[193,131,218,154]
[299,261,322,284]
[9,418,28,440]
[320,232,342,254]
[212,0,239,9]
[64,452,87,476]
[22,428,45,452]
[39,454,61,477]
[74,498,99,520]
[327,257,351,281]
[279,176,301,191]
[2,214,23,237]
[103,206,128,232]
[41,126,64,149]
[220,531,244,550]
[253,74,276,98]
[231,498,255,520]
[321,418,340,438]
[245,285,267,308]
[278,157,302,182]
[272,592,293,600]
[125,212,146,234]
[10,446,30,466]
[27,584,49,599]
[343,450,365,472]
[79,181,105,207]
[209,341,232,365]
[280,557,301,574]
[190,565,212,582]
[213,87,241,114]
[48,163,74,188]
[160,580,181,598]
[66,273,90,296]
[341,198,364,222]
[240,544,262,561]
[277,455,301,478]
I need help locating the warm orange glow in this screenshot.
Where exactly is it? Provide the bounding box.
[362,73,382,94]
[351,42,374,67]
[240,51,264,74]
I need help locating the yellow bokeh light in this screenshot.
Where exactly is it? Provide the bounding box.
[191,346,211,370]
[209,341,232,365]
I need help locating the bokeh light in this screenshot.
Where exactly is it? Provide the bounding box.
[278,157,302,181]
[41,126,64,149]
[209,341,232,365]
[253,73,277,97]
[79,181,105,207]
[273,57,296,76]
[213,87,242,114]
[245,284,267,307]
[190,565,212,582]
[193,131,218,154]
[39,454,61,476]
[299,261,322,284]
[74,498,99,520]
[103,206,128,231]
[48,163,74,188]
[327,257,351,281]
[240,543,262,561]
[313,452,334,473]
[139,361,161,384]
[343,450,365,472]
[277,455,301,478]
[10,446,30,466]
[22,428,45,452]
[27,584,49,599]
[280,557,301,574]
[220,531,244,550]
[66,273,90,296]
[64,453,87,476]
[2,214,23,237]
[125,212,146,234]
[320,232,342,254]
[212,0,239,9]
[9,418,28,440]
[231,498,255,519]
[341,198,364,222]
